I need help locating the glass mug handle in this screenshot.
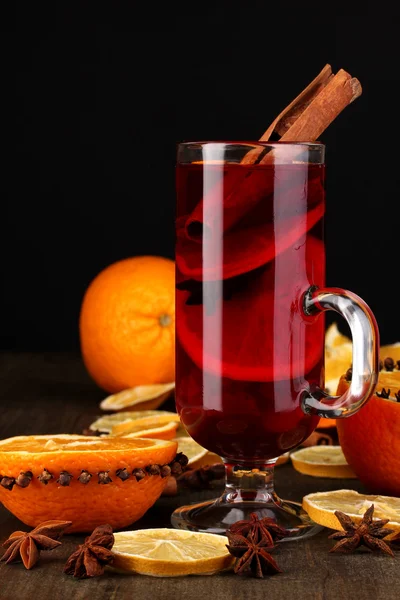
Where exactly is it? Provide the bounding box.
[302,286,380,418]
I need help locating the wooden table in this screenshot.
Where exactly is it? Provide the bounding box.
[0,353,398,599]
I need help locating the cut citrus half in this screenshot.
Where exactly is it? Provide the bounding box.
[302,489,400,535]
[0,435,177,532]
[290,446,356,478]
[316,418,337,429]
[111,529,234,576]
[380,342,400,363]
[100,383,175,412]
[111,414,181,438]
[177,236,325,382]
[89,410,180,435]
[336,369,400,496]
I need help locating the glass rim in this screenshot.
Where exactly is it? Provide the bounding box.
[177,140,325,148]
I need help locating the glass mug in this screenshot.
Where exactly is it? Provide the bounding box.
[172,141,379,539]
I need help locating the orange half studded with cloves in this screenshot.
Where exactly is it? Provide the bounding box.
[337,367,400,497]
[0,435,180,533]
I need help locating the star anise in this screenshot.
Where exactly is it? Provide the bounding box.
[376,388,391,399]
[64,524,114,578]
[226,532,282,578]
[228,512,289,545]
[329,504,394,555]
[1,520,72,569]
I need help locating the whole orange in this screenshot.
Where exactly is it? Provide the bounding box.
[336,370,400,496]
[80,256,175,393]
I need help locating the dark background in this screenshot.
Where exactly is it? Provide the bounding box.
[5,8,400,350]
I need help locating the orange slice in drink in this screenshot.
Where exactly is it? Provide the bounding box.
[177,202,325,281]
[177,236,325,381]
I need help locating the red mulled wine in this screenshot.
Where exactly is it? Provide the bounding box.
[176,159,325,461]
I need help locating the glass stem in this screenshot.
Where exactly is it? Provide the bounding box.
[221,459,278,504]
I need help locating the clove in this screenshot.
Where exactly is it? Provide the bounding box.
[57,471,73,486]
[78,470,92,484]
[38,469,53,485]
[15,471,33,488]
[0,476,15,491]
[132,468,146,481]
[98,471,112,484]
[116,468,130,481]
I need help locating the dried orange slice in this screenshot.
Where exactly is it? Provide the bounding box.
[111,414,181,439]
[89,410,180,435]
[302,489,400,535]
[122,422,179,440]
[175,436,221,469]
[276,452,290,466]
[100,383,175,412]
[324,322,352,397]
[324,324,400,399]
[290,446,356,478]
[111,529,234,576]
[0,435,177,533]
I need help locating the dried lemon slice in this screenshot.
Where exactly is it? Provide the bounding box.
[290,446,356,479]
[111,529,234,576]
[303,489,400,535]
[100,383,175,412]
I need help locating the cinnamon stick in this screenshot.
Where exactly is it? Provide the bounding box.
[241,63,335,165]
[184,65,362,240]
[262,64,335,140]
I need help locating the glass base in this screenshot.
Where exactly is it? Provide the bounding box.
[171,496,322,541]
